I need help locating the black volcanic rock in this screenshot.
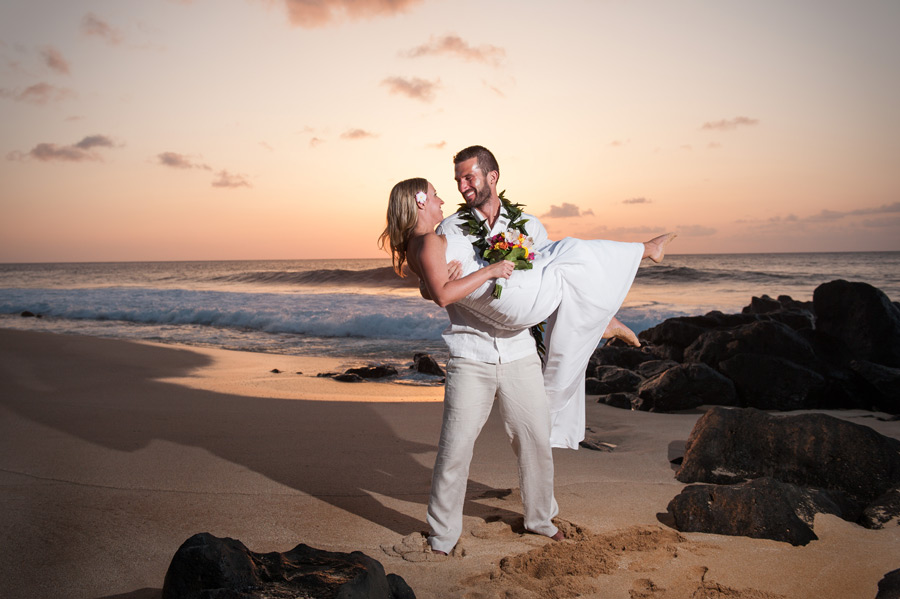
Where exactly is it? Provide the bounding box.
[667,477,844,546]
[676,407,900,519]
[162,533,415,599]
[814,280,900,367]
[717,354,827,410]
[412,353,444,376]
[345,365,398,379]
[635,363,737,412]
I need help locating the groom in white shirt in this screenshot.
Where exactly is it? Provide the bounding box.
[426,145,563,555]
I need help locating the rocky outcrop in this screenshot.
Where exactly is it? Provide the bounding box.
[635,363,737,412]
[162,533,415,599]
[666,407,900,543]
[412,353,445,377]
[588,280,899,413]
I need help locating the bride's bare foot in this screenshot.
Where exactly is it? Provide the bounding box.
[602,317,640,347]
[643,232,677,263]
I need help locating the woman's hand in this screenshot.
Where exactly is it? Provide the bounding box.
[489,259,516,279]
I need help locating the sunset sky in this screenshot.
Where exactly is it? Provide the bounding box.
[1,0,898,262]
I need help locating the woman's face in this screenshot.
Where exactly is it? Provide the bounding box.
[424,182,444,222]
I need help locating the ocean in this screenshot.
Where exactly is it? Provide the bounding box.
[1,252,898,368]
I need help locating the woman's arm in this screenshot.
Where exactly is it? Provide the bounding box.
[415,234,514,308]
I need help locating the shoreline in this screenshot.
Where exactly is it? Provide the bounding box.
[1,329,898,599]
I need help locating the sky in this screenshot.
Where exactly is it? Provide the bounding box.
[1,0,898,262]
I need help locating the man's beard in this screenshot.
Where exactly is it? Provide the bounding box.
[467,184,491,210]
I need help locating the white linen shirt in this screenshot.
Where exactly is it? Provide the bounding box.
[436,204,551,363]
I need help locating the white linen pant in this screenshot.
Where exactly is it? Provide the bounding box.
[426,354,559,553]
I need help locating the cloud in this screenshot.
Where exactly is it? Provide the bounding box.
[403,35,505,66]
[212,170,251,188]
[623,197,650,205]
[381,76,439,102]
[309,136,324,147]
[1,82,76,105]
[790,202,900,224]
[610,139,629,147]
[701,116,759,131]
[157,151,211,170]
[340,128,377,140]
[426,141,446,150]
[280,0,423,28]
[41,46,70,74]
[542,203,594,218]
[676,224,717,237]
[862,216,900,228]
[82,13,123,45]
[9,134,117,162]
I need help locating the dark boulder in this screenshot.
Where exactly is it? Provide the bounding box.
[588,366,643,394]
[589,343,660,370]
[814,280,900,367]
[636,363,738,412]
[634,359,679,379]
[334,373,365,383]
[717,354,827,410]
[412,353,445,377]
[598,391,640,410]
[667,477,844,546]
[849,360,900,413]
[742,294,782,314]
[684,320,819,371]
[861,485,900,529]
[345,365,399,379]
[638,317,712,362]
[162,532,415,599]
[676,407,900,521]
[877,569,900,599]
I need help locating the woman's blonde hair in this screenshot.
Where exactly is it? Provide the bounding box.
[378,177,427,277]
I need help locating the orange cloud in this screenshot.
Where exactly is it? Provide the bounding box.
[381,76,439,102]
[41,46,70,74]
[281,0,423,28]
[701,116,759,131]
[404,35,505,66]
[623,197,651,205]
[82,13,123,45]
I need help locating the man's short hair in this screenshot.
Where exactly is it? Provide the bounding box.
[453,145,499,179]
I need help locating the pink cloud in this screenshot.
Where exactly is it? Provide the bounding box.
[701,116,759,131]
[381,76,439,102]
[404,35,505,66]
[41,46,70,74]
[82,13,123,45]
[212,170,251,188]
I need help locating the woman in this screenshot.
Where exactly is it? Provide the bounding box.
[379,178,674,448]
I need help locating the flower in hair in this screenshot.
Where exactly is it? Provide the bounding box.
[415,191,427,207]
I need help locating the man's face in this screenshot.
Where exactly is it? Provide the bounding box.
[454,157,492,210]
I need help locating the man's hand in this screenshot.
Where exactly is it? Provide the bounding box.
[447,260,462,281]
[419,260,463,300]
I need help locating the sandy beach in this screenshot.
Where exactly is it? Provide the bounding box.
[1,328,898,599]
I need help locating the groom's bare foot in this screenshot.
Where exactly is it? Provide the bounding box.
[643,232,676,263]
[550,530,565,541]
[602,317,640,347]
[431,549,447,556]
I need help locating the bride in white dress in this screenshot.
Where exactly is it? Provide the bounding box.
[380,178,674,449]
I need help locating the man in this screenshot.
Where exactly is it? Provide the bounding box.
[426,145,563,555]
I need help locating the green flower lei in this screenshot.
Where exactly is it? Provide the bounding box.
[455,190,546,358]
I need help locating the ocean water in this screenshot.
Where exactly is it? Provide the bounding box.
[0,252,898,366]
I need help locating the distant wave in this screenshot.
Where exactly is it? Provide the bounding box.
[209,266,418,288]
[636,265,799,284]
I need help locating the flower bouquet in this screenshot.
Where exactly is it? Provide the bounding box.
[483,229,536,298]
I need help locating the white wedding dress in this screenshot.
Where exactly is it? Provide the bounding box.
[445,234,643,449]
